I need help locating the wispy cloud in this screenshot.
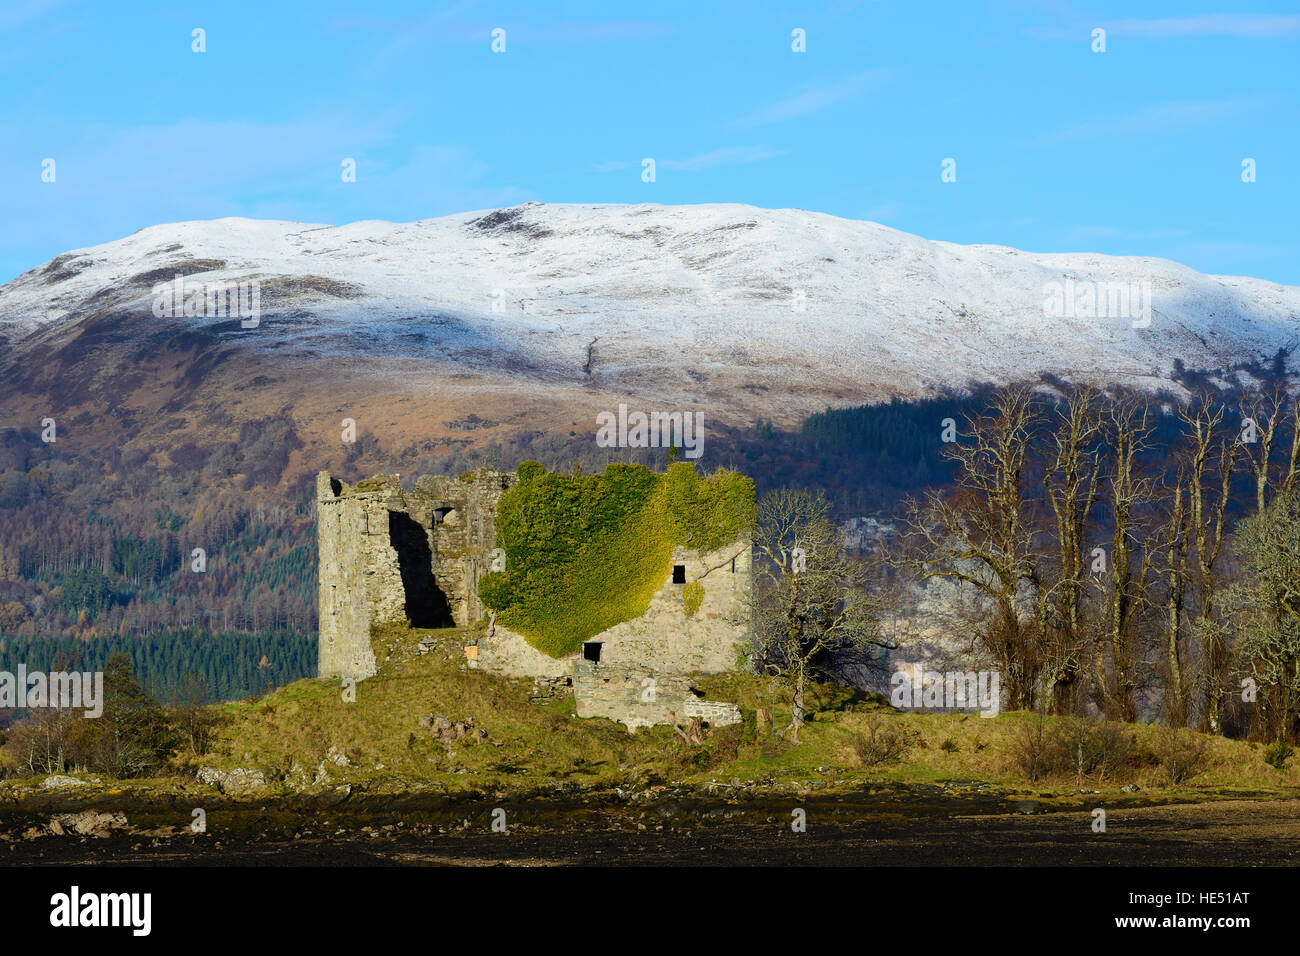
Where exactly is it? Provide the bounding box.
[594,146,787,174]
[0,0,67,32]
[660,146,788,171]
[1024,99,1243,146]
[1107,14,1300,38]
[729,69,890,130]
[0,110,527,272]
[1027,13,1300,40]
[326,12,673,45]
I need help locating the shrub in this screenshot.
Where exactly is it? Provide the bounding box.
[1013,711,1052,782]
[1263,740,1293,770]
[2,654,178,778]
[682,581,704,617]
[1155,725,1210,785]
[1014,714,1135,782]
[1061,717,1134,781]
[516,461,546,483]
[850,714,918,767]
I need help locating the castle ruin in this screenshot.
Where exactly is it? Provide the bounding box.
[316,469,515,681]
[316,468,750,729]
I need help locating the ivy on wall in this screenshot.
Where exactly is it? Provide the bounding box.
[478,461,754,657]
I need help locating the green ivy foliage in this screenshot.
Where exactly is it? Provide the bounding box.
[682,581,705,617]
[479,461,754,657]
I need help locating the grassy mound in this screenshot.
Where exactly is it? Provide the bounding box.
[174,626,1300,805]
[478,461,754,657]
[194,627,740,789]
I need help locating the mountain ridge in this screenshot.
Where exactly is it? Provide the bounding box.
[1,202,1296,463]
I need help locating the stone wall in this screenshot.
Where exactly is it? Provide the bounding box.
[474,621,573,679]
[317,469,516,681]
[572,661,742,731]
[414,470,514,626]
[680,698,743,726]
[590,542,751,674]
[317,473,376,681]
[474,540,752,680]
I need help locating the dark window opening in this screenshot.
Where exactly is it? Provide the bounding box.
[434,507,454,525]
[731,556,736,573]
[583,642,602,663]
[672,564,686,584]
[389,511,454,627]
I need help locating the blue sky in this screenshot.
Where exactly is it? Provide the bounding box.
[2,1,1298,284]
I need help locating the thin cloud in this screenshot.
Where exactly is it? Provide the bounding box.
[1107,14,1300,38]
[1024,100,1242,146]
[326,13,673,44]
[0,0,67,31]
[729,69,890,130]
[1027,13,1300,40]
[660,146,787,172]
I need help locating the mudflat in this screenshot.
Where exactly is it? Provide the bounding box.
[4,791,1297,866]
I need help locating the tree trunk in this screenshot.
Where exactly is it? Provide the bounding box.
[786,670,806,744]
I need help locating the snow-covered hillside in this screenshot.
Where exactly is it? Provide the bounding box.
[2,202,1297,409]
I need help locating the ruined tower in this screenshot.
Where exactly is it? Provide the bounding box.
[316,469,516,680]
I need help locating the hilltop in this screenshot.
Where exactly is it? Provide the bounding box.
[2,202,1297,469]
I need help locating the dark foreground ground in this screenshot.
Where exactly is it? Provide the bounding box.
[3,788,1298,865]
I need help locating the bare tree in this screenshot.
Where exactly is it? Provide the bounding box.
[8,707,78,776]
[751,488,892,743]
[170,670,217,756]
[1091,395,1157,721]
[897,386,1045,710]
[1156,473,1191,726]
[1180,399,1241,733]
[1039,386,1104,711]
[1239,385,1300,514]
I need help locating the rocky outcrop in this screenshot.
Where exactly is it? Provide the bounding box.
[196,766,268,795]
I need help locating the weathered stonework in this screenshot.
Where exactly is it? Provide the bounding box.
[316,469,515,681]
[474,541,751,679]
[572,661,742,731]
[318,467,751,730]
[473,539,752,730]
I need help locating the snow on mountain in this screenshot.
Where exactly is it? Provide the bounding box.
[2,202,1297,415]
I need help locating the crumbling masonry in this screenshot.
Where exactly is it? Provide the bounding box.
[317,469,748,730]
[316,469,514,681]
